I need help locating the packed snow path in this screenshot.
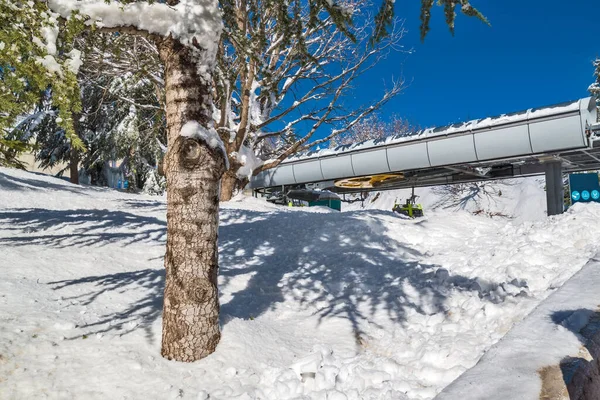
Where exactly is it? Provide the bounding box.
[2,167,600,399]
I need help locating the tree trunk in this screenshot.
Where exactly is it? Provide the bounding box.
[220,167,248,201]
[220,170,237,201]
[157,37,227,362]
[69,146,79,184]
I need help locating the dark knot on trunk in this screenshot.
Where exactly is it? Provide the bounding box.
[182,138,201,164]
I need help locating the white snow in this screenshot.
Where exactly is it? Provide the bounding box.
[342,177,548,222]
[30,10,67,76]
[35,54,63,76]
[438,256,600,400]
[234,144,264,180]
[32,36,46,52]
[249,79,263,126]
[65,49,83,74]
[48,0,222,73]
[40,24,59,55]
[1,167,600,399]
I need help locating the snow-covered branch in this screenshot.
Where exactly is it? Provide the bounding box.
[48,0,222,70]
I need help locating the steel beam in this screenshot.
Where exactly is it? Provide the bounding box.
[545,161,564,216]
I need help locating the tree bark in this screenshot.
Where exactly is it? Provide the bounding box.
[219,163,248,201]
[220,170,238,201]
[69,146,79,184]
[157,37,227,362]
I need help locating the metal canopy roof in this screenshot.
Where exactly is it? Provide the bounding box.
[314,144,600,194]
[250,97,599,193]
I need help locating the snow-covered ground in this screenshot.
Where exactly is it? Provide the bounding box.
[438,256,600,400]
[1,167,600,399]
[342,177,548,222]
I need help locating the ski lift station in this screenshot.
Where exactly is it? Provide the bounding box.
[251,97,600,216]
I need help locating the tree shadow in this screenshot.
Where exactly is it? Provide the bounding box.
[1,205,531,345]
[0,208,166,247]
[0,170,89,195]
[550,308,600,398]
[0,207,167,341]
[49,269,165,343]
[119,199,166,212]
[218,209,530,341]
[431,181,515,213]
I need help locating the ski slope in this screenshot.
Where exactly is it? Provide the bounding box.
[1,167,600,399]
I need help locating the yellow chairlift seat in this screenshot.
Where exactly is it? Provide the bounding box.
[334,173,405,189]
[392,187,424,218]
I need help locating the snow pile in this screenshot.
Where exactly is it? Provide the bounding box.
[37,24,59,55]
[438,257,600,400]
[24,2,83,77]
[35,54,63,75]
[1,167,600,399]
[31,10,62,74]
[64,48,83,74]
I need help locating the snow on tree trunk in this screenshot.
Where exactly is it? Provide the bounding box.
[46,0,225,361]
[157,37,226,362]
[219,143,260,201]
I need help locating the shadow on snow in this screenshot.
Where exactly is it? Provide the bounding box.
[50,269,164,342]
[0,208,166,247]
[218,209,526,340]
[0,170,88,195]
[550,308,600,396]
[0,206,528,343]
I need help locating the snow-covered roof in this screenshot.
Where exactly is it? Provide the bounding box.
[285,98,585,163]
[252,97,597,189]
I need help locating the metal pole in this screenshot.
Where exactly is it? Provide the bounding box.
[545,161,564,216]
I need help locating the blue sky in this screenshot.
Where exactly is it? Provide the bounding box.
[350,0,600,130]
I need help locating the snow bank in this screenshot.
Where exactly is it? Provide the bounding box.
[1,167,600,399]
[437,256,600,400]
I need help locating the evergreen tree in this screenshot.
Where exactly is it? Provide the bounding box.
[0,1,85,167]
[78,36,166,190]
[11,32,166,189]
[374,0,488,43]
[11,87,80,179]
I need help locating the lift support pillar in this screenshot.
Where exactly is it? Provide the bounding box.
[545,161,564,216]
